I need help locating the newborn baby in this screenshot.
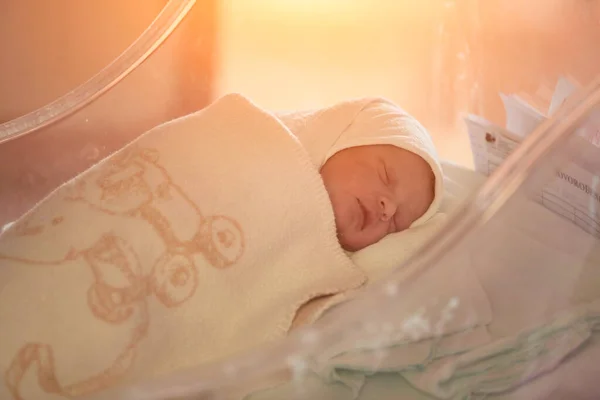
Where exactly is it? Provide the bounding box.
[277,97,443,252]
[321,145,435,251]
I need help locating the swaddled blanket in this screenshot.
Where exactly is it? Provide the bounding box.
[0,94,368,400]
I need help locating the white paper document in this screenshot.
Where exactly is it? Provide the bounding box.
[500,93,546,138]
[465,76,600,238]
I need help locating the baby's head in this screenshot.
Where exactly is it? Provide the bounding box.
[321,145,435,251]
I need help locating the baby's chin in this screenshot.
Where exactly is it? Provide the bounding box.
[337,230,372,252]
[331,202,378,251]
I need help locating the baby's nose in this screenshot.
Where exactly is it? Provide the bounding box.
[378,196,397,222]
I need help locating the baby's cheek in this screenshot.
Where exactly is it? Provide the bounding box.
[394,211,412,232]
[387,219,398,234]
[411,193,434,223]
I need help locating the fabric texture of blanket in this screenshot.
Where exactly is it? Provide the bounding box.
[0,94,370,400]
[0,93,449,400]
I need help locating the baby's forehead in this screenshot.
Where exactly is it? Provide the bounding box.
[330,144,427,174]
[374,146,434,185]
[366,144,421,164]
[348,143,412,157]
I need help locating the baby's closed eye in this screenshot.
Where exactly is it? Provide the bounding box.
[379,160,392,186]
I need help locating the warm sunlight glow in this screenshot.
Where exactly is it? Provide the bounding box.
[219,0,600,166]
[228,0,437,22]
[250,0,364,13]
[218,0,472,163]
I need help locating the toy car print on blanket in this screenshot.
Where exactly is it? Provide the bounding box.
[0,94,366,400]
[2,145,245,398]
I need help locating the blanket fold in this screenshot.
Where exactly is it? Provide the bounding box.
[0,94,367,400]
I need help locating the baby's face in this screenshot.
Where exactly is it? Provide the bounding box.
[320,145,435,252]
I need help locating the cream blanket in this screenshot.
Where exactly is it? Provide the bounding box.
[0,94,367,400]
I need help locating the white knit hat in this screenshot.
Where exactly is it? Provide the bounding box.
[321,97,444,228]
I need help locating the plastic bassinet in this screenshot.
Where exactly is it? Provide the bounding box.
[0,0,216,228]
[2,1,600,399]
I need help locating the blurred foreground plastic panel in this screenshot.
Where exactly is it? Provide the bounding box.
[0,0,216,227]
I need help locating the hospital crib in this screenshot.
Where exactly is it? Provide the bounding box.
[1,1,600,399]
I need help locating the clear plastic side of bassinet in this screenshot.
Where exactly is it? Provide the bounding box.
[0,0,216,229]
[81,1,600,400]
